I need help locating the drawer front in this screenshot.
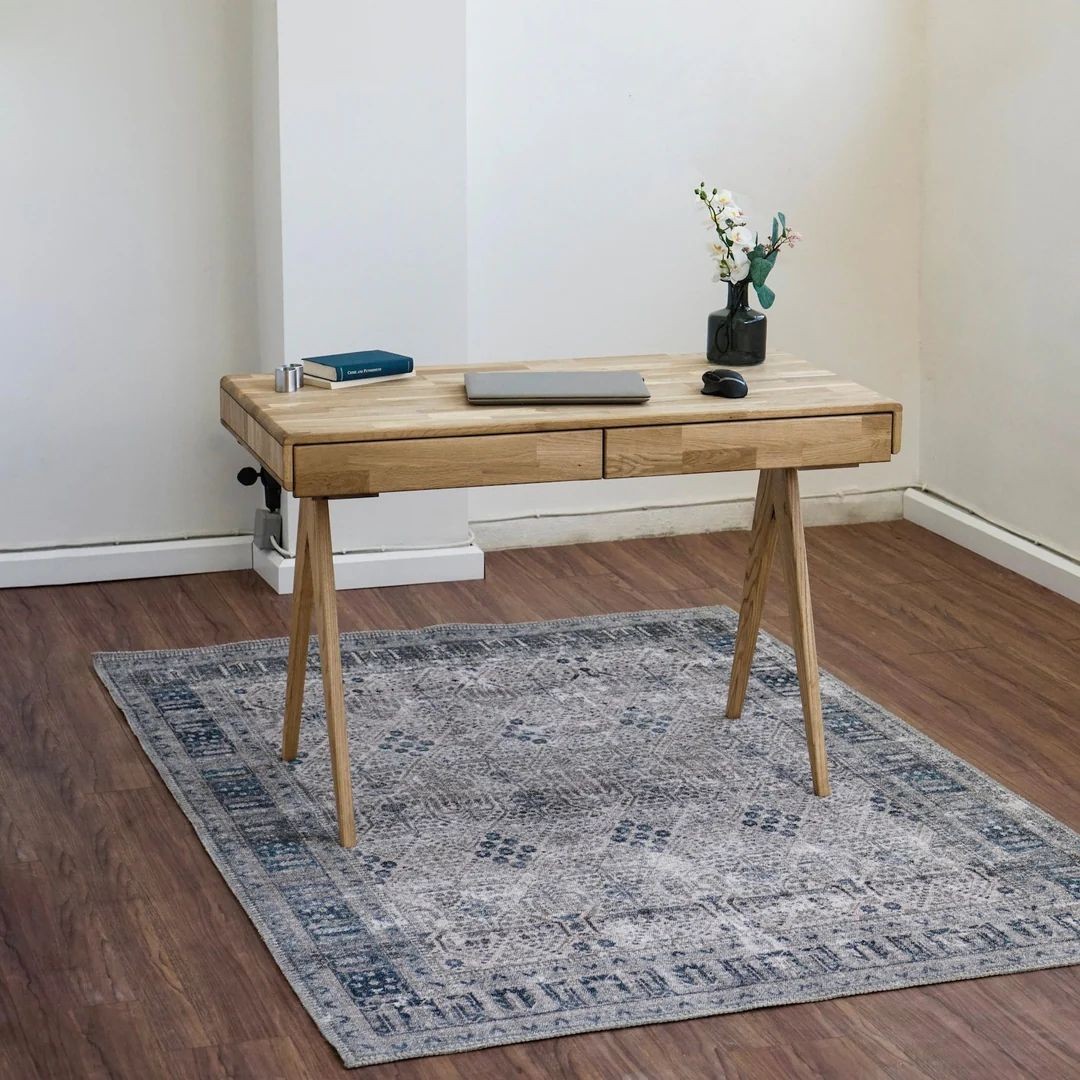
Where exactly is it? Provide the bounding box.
[293,429,602,497]
[604,413,893,479]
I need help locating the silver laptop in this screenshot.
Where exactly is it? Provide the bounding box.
[465,370,650,405]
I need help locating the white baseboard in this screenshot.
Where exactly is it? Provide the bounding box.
[903,489,1080,604]
[472,488,905,551]
[0,535,253,589]
[253,543,485,594]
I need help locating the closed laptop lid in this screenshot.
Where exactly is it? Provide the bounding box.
[465,370,650,405]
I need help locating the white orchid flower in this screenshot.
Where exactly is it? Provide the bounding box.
[727,259,751,284]
[722,244,751,283]
[729,225,756,251]
[696,182,799,294]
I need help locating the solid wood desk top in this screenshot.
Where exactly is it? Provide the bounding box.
[221,353,901,493]
[221,352,901,447]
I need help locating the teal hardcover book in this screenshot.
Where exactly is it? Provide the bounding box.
[301,349,414,382]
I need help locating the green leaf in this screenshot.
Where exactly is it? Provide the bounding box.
[754,281,776,309]
[749,249,778,288]
[771,216,779,245]
[778,210,786,228]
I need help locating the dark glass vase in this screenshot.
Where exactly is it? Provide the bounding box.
[706,280,766,366]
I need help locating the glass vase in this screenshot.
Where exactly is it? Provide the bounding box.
[706,280,767,366]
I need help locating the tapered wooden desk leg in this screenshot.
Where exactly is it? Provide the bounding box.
[307,498,358,847]
[726,470,780,719]
[726,468,830,796]
[282,498,314,760]
[772,468,831,796]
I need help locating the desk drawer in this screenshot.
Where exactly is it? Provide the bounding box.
[604,414,893,478]
[293,429,602,496]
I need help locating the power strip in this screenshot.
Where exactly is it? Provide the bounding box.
[253,509,282,551]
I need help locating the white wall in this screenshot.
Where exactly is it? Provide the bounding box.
[466,0,922,525]
[15,1,1073,581]
[272,0,471,552]
[0,0,924,559]
[922,2,1080,560]
[251,0,284,375]
[1,0,259,548]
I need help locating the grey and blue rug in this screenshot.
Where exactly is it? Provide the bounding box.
[95,607,1080,1068]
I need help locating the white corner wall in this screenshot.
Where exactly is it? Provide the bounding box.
[1,0,260,549]
[465,0,923,526]
[921,2,1080,562]
[272,0,472,555]
[6,2,1074,587]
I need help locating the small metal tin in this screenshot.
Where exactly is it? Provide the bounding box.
[275,363,304,393]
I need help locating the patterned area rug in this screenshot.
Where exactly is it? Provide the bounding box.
[95,608,1080,1068]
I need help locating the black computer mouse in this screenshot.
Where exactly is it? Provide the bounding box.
[701,368,749,398]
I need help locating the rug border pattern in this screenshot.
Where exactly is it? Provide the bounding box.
[93,607,1080,1068]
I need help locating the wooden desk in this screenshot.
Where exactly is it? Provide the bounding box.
[221,353,902,846]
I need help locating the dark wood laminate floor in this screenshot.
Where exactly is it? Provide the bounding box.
[1,520,1078,1080]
